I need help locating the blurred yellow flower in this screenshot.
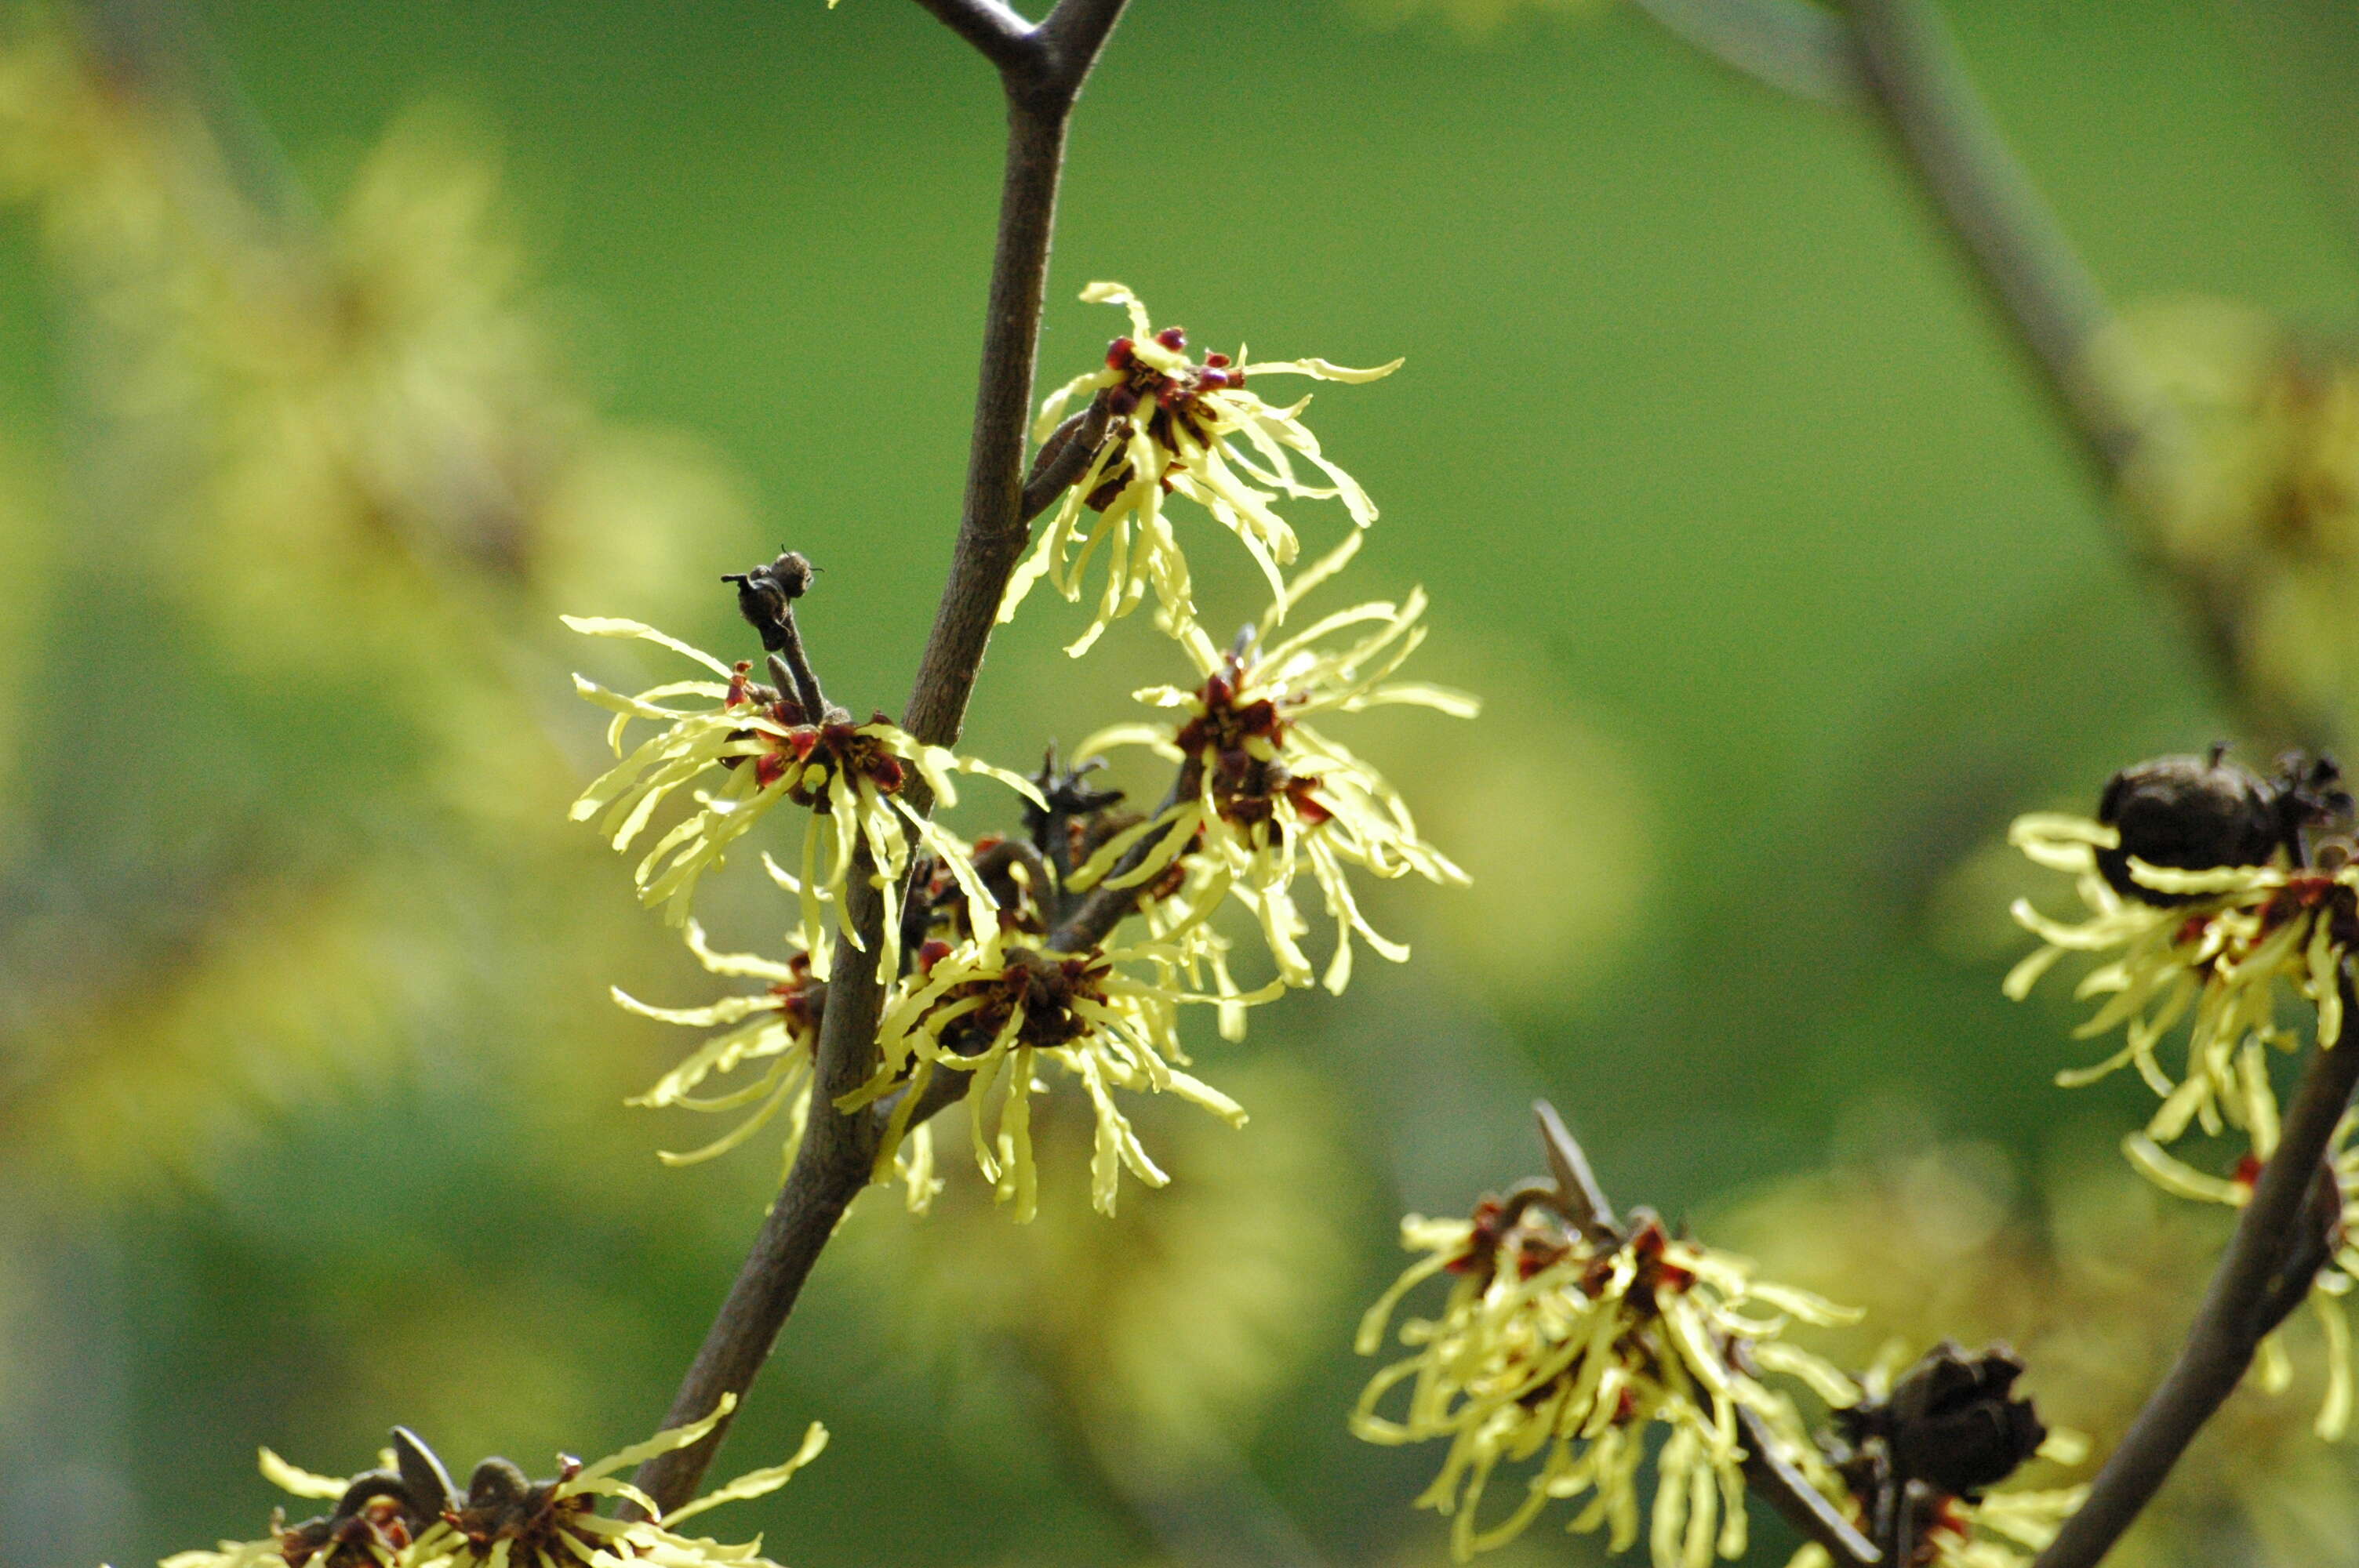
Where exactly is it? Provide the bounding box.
[1353,1196,1856,1567]
[160,1395,823,1568]
[566,616,1038,950]
[1074,534,1474,993]
[1002,281,1401,655]
[2005,812,2351,1148]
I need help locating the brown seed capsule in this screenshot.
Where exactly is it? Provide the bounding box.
[720,550,817,654]
[2095,749,2280,906]
[1881,1342,2048,1497]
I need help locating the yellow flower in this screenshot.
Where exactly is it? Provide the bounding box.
[847,911,1281,1221]
[565,615,1038,955]
[1351,1196,1858,1567]
[1001,281,1401,655]
[616,918,940,1211]
[160,1395,823,1568]
[2004,812,2352,1146]
[1073,534,1474,993]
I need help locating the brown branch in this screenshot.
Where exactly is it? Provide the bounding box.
[1626,0,1868,105]
[1845,0,2128,472]
[2032,971,2359,1568]
[1738,1406,1882,1568]
[1533,1099,1616,1236]
[909,0,1034,72]
[630,0,1129,1514]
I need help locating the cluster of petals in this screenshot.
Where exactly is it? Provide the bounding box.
[1001,281,1401,655]
[615,917,939,1210]
[2004,812,2352,1151]
[162,1395,823,1568]
[565,615,1038,963]
[849,906,1279,1220]
[1351,1202,1857,1568]
[1072,534,1474,994]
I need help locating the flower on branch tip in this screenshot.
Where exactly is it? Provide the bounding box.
[2003,805,2354,1152]
[1351,1192,1859,1568]
[1001,280,1402,656]
[848,908,1281,1221]
[564,615,1040,961]
[616,918,940,1211]
[1072,532,1474,994]
[159,1394,824,1568]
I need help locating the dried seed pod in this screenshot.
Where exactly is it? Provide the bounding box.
[2095,749,2280,905]
[721,550,816,654]
[1845,1341,2048,1498]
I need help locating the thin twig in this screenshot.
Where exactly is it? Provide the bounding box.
[768,643,828,725]
[1738,1406,1881,1568]
[1532,1100,1616,1236]
[1020,394,1114,523]
[2032,971,2359,1568]
[1876,1479,1918,1568]
[909,0,1034,73]
[630,0,1129,1513]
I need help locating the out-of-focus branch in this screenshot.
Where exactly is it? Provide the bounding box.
[1627,0,1867,105]
[1837,0,2293,742]
[631,0,1129,1514]
[2032,971,2359,1568]
[1533,1099,1616,1236]
[1636,0,2300,739]
[1845,0,2131,472]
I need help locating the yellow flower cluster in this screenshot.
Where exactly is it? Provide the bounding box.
[567,615,1037,955]
[2005,811,2351,1152]
[1074,535,1474,993]
[162,1396,822,1568]
[1001,281,1401,655]
[849,909,1283,1219]
[1351,1199,1856,1567]
[567,283,1466,1225]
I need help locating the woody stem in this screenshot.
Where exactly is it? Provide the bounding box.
[630,0,1128,1515]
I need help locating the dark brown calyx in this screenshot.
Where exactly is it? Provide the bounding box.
[722,550,816,655]
[1839,1341,2048,1500]
[2096,749,2281,904]
[445,1452,591,1552]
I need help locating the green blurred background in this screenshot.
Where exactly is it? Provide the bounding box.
[5,0,2359,1563]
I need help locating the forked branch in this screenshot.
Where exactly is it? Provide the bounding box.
[631,0,1129,1513]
